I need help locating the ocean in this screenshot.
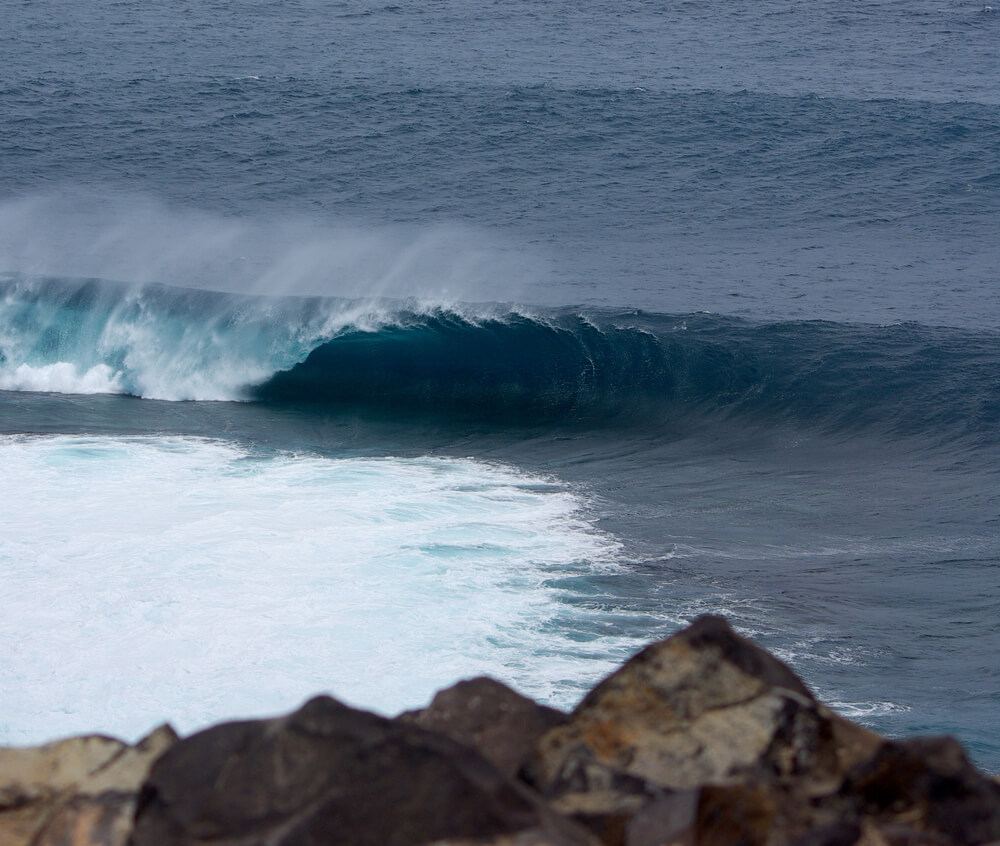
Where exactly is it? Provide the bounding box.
[1,0,997,771]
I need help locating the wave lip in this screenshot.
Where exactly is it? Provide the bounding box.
[0,275,391,402]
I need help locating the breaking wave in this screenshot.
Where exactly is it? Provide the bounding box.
[2,275,998,439]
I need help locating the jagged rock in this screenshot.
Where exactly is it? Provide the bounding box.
[543,763,668,846]
[130,695,597,846]
[399,676,568,777]
[29,791,135,846]
[835,736,1000,845]
[429,835,598,846]
[5,620,997,846]
[0,725,177,846]
[531,615,883,799]
[575,779,826,846]
[611,733,1000,846]
[790,821,864,846]
[624,790,699,846]
[430,836,598,846]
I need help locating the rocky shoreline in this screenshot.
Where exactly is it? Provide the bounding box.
[2,616,997,846]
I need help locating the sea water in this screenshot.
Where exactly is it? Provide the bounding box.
[1,0,997,770]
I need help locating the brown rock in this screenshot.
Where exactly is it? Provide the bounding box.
[0,725,176,846]
[837,736,1000,845]
[29,791,135,846]
[531,616,882,797]
[624,790,699,846]
[400,676,568,777]
[430,835,598,846]
[623,781,833,846]
[543,763,666,846]
[695,782,779,846]
[0,736,125,810]
[131,695,597,846]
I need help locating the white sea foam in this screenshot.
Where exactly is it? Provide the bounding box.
[0,362,124,394]
[826,701,912,720]
[0,436,630,745]
[0,275,370,401]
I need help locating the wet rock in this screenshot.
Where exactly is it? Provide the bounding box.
[130,695,597,846]
[531,616,882,797]
[400,676,568,777]
[0,725,177,846]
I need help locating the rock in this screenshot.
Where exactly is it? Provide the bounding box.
[623,790,699,846]
[623,780,823,846]
[611,732,1000,846]
[430,835,596,846]
[1,736,124,810]
[531,616,883,798]
[854,822,957,846]
[5,619,997,846]
[29,791,135,846]
[131,695,597,846]
[0,725,177,846]
[790,821,864,846]
[543,763,667,846]
[400,676,568,778]
[836,736,1000,845]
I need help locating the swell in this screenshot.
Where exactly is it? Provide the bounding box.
[3,275,999,440]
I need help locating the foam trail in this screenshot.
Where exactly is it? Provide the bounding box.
[0,435,632,744]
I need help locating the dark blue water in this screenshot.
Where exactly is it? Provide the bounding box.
[1,0,998,769]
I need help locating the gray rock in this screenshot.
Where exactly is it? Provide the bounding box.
[131,695,597,846]
[400,676,568,777]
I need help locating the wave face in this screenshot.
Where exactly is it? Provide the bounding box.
[258,314,1000,440]
[3,275,999,440]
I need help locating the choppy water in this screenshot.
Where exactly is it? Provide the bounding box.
[1,0,997,769]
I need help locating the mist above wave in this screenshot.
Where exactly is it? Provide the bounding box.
[0,191,543,302]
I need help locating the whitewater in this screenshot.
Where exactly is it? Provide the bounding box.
[2,0,998,772]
